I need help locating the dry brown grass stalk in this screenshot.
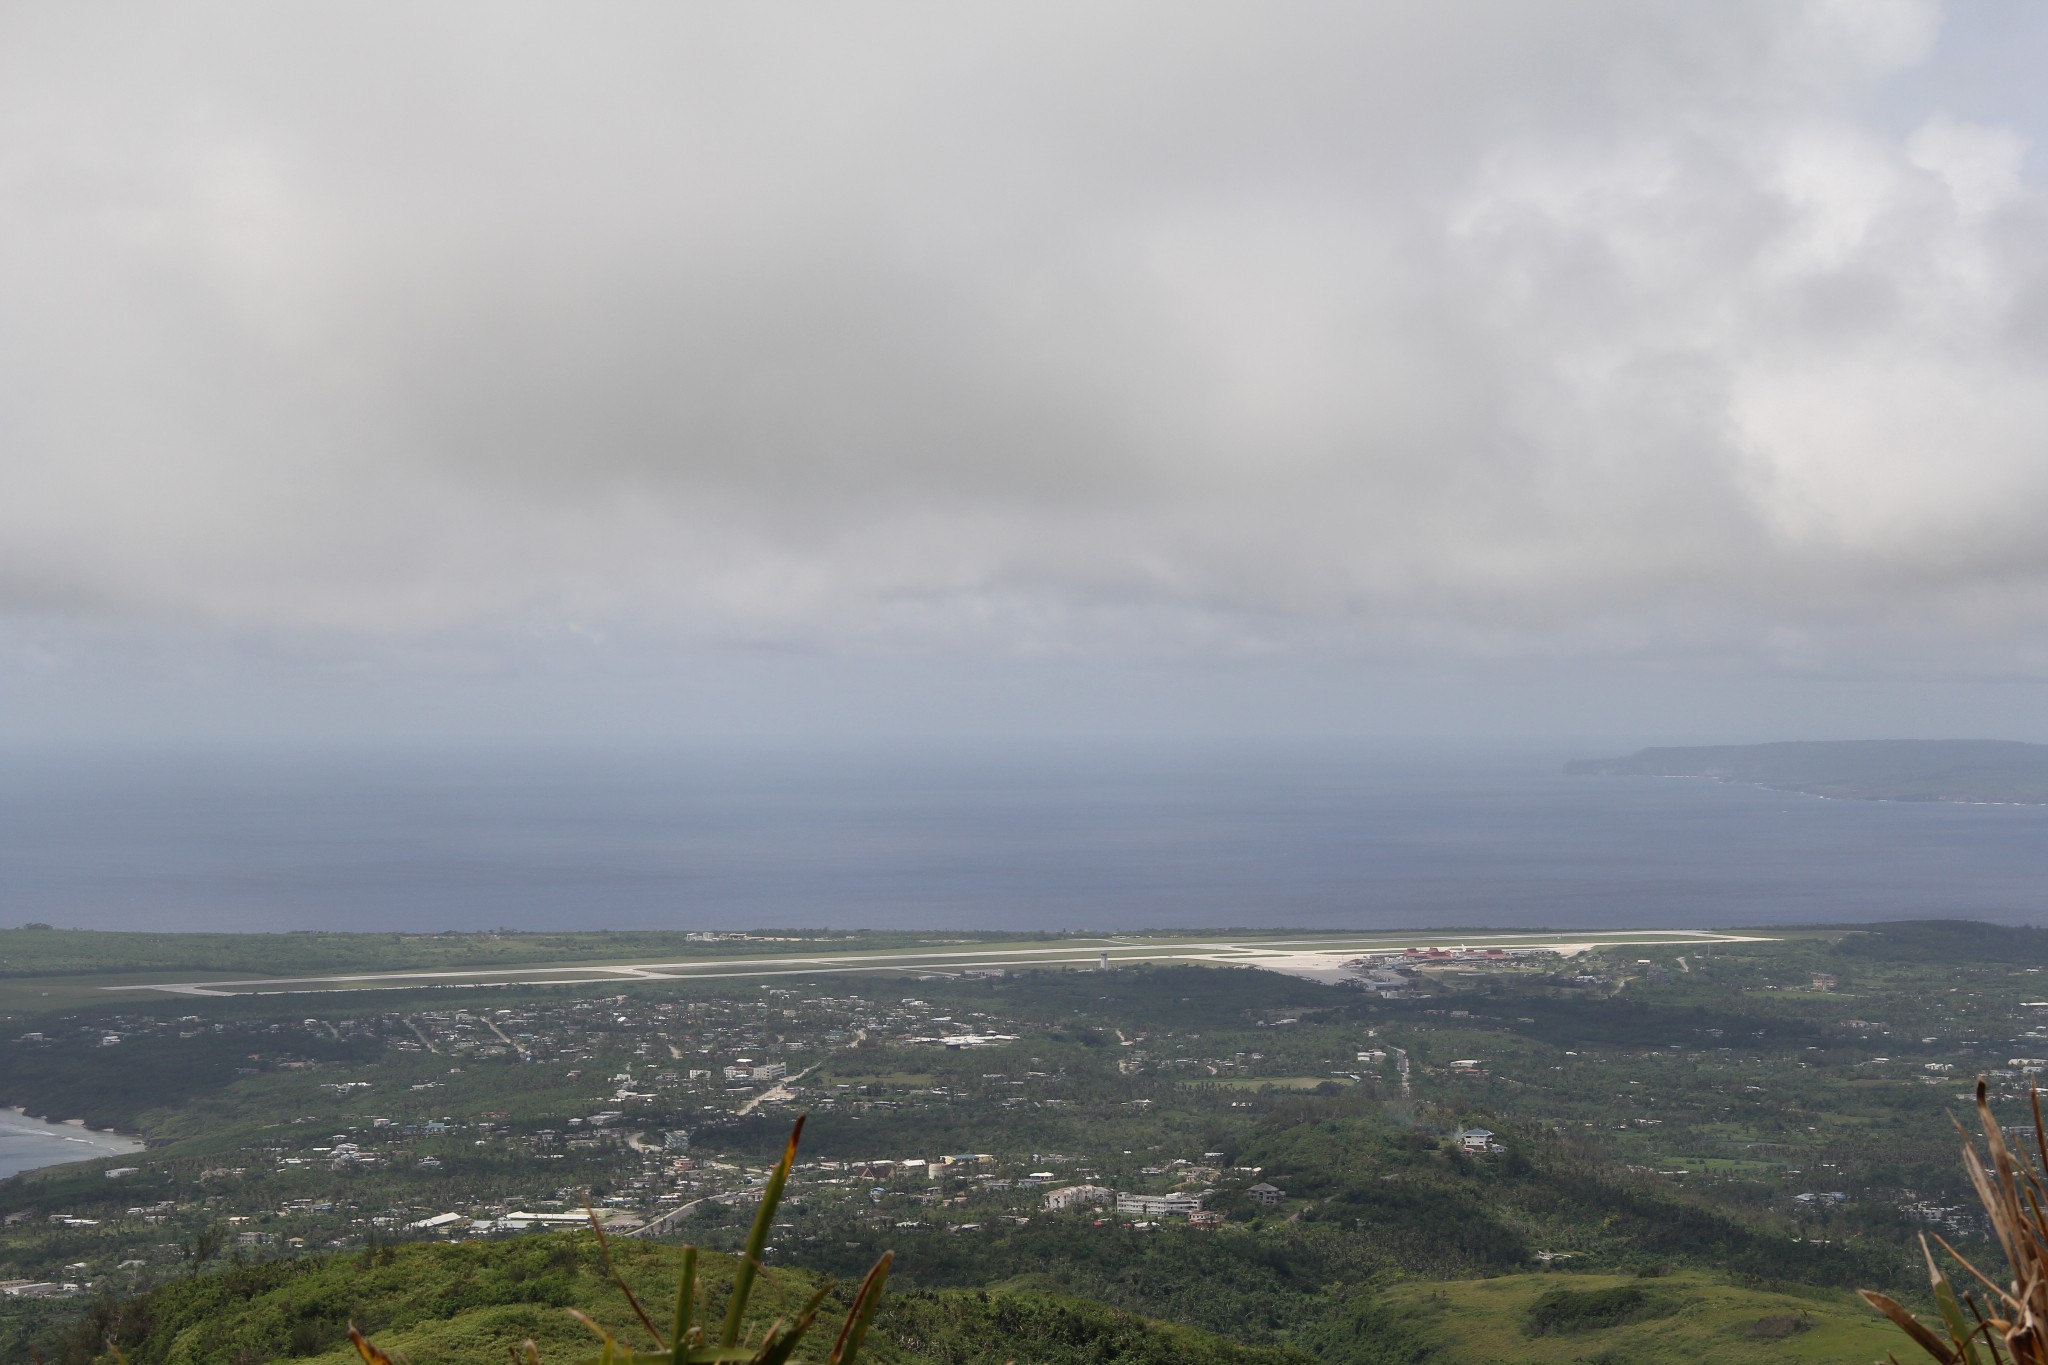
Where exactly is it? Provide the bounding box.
[1866,1078,2048,1365]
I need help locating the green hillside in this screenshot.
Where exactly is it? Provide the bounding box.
[39,1233,1910,1365]
[782,1104,1902,1337]
[44,1234,1309,1365]
[4,929,2010,1364]
[1376,1271,1899,1364]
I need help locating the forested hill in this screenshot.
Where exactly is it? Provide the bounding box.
[1565,739,2048,803]
[40,1235,1313,1365]
[37,1217,1902,1365]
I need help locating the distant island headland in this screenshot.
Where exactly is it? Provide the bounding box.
[1566,738,2048,804]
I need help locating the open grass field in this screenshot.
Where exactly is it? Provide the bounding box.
[1381,1270,1901,1364]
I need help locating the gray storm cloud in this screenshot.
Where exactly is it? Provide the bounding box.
[4,0,2044,671]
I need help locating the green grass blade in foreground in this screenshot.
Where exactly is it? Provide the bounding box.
[751,1281,834,1365]
[827,1253,892,1365]
[721,1114,805,1349]
[587,1193,668,1351]
[671,1244,698,1364]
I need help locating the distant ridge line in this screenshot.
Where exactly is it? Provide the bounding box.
[1568,739,2048,805]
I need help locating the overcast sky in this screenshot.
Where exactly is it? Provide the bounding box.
[6,1,2048,746]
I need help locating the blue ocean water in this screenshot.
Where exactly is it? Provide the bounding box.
[0,1109,143,1179]
[1,744,2044,933]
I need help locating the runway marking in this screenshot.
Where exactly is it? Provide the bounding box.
[104,931,1774,998]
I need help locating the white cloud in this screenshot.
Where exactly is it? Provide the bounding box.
[6,0,2047,681]
[1907,113,2028,216]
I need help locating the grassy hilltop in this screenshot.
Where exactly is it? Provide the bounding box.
[44,1231,1307,1365]
[41,1235,1906,1365]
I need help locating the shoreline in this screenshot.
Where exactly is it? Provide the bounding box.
[1596,772,2048,808]
[0,1105,146,1177]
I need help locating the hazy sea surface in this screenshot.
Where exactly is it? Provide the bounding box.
[2,744,2046,933]
[0,1109,143,1179]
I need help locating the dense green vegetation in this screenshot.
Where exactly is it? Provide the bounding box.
[14,1233,1916,1364]
[0,921,2037,1361]
[1523,1281,1669,1334]
[26,1236,1306,1365]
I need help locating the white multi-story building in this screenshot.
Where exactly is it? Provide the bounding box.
[1043,1184,1114,1212]
[1115,1192,1206,1218]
